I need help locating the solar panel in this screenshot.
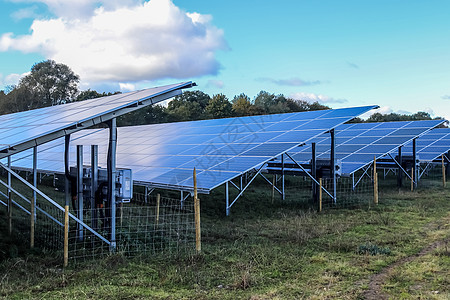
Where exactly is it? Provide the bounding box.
[283,120,445,175]
[4,105,377,193]
[0,82,194,158]
[401,128,450,162]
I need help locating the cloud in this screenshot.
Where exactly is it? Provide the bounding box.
[10,0,143,20]
[206,79,224,89]
[441,95,450,100]
[346,61,359,69]
[118,82,136,92]
[11,5,41,21]
[257,77,323,87]
[289,92,347,104]
[0,72,27,88]
[1,0,227,85]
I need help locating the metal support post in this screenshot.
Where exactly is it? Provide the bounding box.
[412,138,417,188]
[442,154,446,188]
[446,151,450,178]
[91,145,98,230]
[144,186,148,203]
[31,146,37,248]
[77,145,84,241]
[7,156,12,236]
[330,129,336,204]
[107,118,117,250]
[225,181,230,216]
[281,154,285,200]
[180,191,184,208]
[352,173,355,191]
[311,142,317,204]
[397,146,402,187]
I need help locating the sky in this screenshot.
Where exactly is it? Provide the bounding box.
[0,0,450,120]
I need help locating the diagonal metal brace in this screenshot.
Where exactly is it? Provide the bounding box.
[259,173,282,195]
[227,163,266,211]
[284,153,335,200]
[387,153,415,183]
[0,162,111,245]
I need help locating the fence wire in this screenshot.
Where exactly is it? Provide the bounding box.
[0,172,195,263]
[283,173,374,210]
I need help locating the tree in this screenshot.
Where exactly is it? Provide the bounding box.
[232,93,253,116]
[118,104,168,126]
[18,60,80,109]
[167,91,211,121]
[205,94,233,119]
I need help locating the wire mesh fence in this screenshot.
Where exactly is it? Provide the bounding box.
[267,171,375,210]
[0,170,196,263]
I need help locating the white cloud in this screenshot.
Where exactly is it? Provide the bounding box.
[119,82,136,92]
[0,72,28,88]
[10,5,40,21]
[289,92,347,104]
[206,79,224,89]
[1,0,227,85]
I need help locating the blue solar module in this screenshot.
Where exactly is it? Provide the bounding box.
[3,106,377,193]
[0,82,194,157]
[283,120,445,175]
[401,128,450,162]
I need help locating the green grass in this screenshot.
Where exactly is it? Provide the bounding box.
[0,175,449,299]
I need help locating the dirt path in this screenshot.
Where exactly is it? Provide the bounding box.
[364,216,450,300]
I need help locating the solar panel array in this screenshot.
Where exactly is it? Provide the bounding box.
[0,82,193,155]
[402,128,450,162]
[5,106,377,192]
[282,120,445,175]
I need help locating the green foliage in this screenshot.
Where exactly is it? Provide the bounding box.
[167,90,210,121]
[18,60,79,108]
[205,94,233,119]
[0,60,80,114]
[231,93,253,116]
[75,89,120,101]
[367,111,439,122]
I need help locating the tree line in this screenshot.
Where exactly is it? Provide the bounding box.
[0,60,444,126]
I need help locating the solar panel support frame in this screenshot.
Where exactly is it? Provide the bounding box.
[107,118,117,251]
[397,146,402,187]
[0,162,111,245]
[226,163,267,216]
[259,172,282,195]
[387,152,415,183]
[284,153,335,200]
[330,129,336,204]
[0,88,184,160]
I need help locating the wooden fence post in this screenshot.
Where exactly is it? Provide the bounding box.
[319,178,322,212]
[194,168,201,253]
[442,154,446,188]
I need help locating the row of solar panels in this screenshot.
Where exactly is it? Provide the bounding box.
[278,120,450,175]
[4,111,450,193]
[0,82,449,194]
[3,105,379,193]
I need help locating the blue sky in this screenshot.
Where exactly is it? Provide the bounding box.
[1,0,450,120]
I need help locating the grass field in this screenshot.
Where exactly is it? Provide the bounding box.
[0,177,449,299]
